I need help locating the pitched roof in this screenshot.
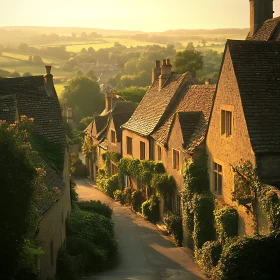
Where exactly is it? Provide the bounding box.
[0,76,65,150]
[122,73,191,136]
[247,16,280,41]
[0,94,17,123]
[227,40,280,154]
[152,85,216,152]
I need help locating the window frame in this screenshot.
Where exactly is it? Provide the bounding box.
[140,141,145,160]
[126,136,132,155]
[220,105,234,138]
[172,149,180,171]
[111,130,116,144]
[213,161,223,195]
[157,144,162,161]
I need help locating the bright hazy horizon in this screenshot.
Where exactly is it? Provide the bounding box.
[1,0,280,32]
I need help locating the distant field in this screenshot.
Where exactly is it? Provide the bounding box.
[0,52,74,77]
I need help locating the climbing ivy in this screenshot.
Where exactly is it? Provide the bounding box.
[118,158,174,197]
[82,135,97,161]
[214,207,238,244]
[232,161,280,232]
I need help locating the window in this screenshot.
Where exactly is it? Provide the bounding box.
[221,110,232,137]
[111,162,118,175]
[140,141,145,160]
[157,144,162,161]
[127,136,132,155]
[111,130,116,144]
[172,149,180,170]
[213,162,222,195]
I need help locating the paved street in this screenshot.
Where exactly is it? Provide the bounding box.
[75,178,206,280]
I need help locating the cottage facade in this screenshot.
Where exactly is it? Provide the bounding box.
[122,60,216,216]
[206,39,280,235]
[0,67,71,279]
[84,90,134,181]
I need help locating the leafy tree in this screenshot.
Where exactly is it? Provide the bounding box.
[61,76,104,122]
[22,72,33,77]
[187,42,194,50]
[173,48,203,76]
[78,116,95,131]
[76,70,84,76]
[9,71,21,78]
[124,59,138,75]
[32,55,43,64]
[118,86,148,106]
[85,69,98,81]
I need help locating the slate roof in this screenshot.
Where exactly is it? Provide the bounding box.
[227,40,280,154]
[247,17,280,41]
[0,76,65,150]
[0,94,17,123]
[0,74,67,214]
[177,111,203,148]
[122,73,191,136]
[152,85,216,152]
[85,100,135,144]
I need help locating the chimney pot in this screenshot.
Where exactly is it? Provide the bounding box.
[166,59,170,65]
[162,60,166,66]
[152,60,161,84]
[45,65,52,74]
[155,60,160,67]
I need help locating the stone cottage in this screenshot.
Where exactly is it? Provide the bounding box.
[206,39,280,235]
[84,89,134,181]
[0,66,71,280]
[122,59,216,216]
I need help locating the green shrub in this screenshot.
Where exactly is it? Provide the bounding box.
[195,240,222,278]
[122,187,134,205]
[214,232,280,280]
[113,190,124,204]
[56,248,79,280]
[131,190,145,212]
[193,194,216,249]
[214,207,238,243]
[97,173,119,198]
[142,196,160,223]
[163,212,183,246]
[76,200,112,219]
[66,237,107,273]
[66,210,118,261]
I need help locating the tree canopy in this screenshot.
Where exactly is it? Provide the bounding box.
[61,76,104,121]
[118,86,148,106]
[173,48,203,76]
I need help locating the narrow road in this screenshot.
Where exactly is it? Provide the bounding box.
[75,178,206,280]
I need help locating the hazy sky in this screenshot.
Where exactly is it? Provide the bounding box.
[1,0,280,31]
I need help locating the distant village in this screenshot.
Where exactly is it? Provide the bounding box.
[1,0,280,279]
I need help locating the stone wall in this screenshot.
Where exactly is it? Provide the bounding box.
[38,149,71,280]
[206,47,257,235]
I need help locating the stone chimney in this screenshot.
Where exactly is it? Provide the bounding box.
[44,65,56,97]
[105,91,112,112]
[152,60,161,84]
[111,89,118,109]
[159,59,172,90]
[249,0,274,37]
